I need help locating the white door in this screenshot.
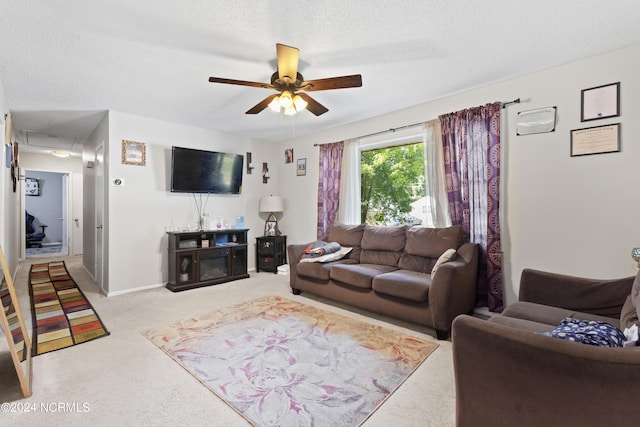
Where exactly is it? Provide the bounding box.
[61,173,69,255]
[95,145,105,293]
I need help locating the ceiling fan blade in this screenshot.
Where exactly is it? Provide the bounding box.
[296,93,329,116]
[245,94,278,114]
[209,76,272,89]
[301,74,362,91]
[276,43,299,84]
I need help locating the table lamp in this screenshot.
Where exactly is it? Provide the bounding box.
[259,195,284,236]
[632,247,640,268]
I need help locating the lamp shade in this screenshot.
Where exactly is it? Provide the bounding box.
[259,195,284,213]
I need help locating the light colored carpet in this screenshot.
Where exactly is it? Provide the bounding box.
[26,245,63,257]
[0,256,455,426]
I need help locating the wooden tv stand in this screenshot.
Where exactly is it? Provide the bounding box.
[166,229,249,292]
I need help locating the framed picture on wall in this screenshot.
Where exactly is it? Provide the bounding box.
[581,82,620,122]
[570,123,621,157]
[296,158,306,176]
[25,177,40,196]
[285,148,294,163]
[121,140,146,166]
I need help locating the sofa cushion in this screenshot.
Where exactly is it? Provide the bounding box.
[327,223,365,261]
[502,301,621,329]
[360,225,407,267]
[296,258,358,281]
[372,270,431,303]
[330,263,397,289]
[396,253,435,274]
[537,317,626,347]
[398,226,463,273]
[488,315,555,333]
[404,225,464,258]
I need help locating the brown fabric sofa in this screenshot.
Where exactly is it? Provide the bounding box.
[452,268,640,427]
[287,223,479,339]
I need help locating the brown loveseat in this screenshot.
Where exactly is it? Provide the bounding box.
[452,268,640,427]
[287,223,479,339]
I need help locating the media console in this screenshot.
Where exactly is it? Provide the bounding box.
[166,229,249,292]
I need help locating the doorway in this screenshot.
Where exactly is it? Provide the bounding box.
[23,170,70,258]
[94,145,105,293]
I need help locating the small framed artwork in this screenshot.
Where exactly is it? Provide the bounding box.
[296,158,306,176]
[516,107,557,135]
[25,177,40,196]
[570,123,620,157]
[285,148,294,163]
[265,221,277,236]
[121,140,146,166]
[581,82,620,122]
[10,165,16,192]
[5,144,12,168]
[12,141,19,168]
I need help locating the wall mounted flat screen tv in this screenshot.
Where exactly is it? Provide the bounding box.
[171,146,243,194]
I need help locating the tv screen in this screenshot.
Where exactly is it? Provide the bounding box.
[171,146,243,194]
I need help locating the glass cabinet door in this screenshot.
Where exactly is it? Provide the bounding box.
[232,247,247,276]
[177,252,196,283]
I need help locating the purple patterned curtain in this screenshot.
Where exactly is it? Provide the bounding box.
[317,141,344,238]
[440,103,503,312]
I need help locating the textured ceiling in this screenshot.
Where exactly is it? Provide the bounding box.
[2,1,640,154]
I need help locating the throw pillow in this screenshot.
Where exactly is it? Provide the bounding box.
[537,317,626,347]
[620,295,639,330]
[431,248,457,278]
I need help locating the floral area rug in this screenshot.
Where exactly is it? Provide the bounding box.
[144,295,438,426]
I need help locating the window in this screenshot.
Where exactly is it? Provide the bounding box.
[360,141,431,226]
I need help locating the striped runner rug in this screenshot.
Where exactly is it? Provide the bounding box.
[29,261,109,355]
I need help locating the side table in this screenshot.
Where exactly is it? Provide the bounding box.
[256,235,287,273]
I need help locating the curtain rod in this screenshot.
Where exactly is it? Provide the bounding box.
[313,122,424,146]
[502,98,520,109]
[314,98,521,146]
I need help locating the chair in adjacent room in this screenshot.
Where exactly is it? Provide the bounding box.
[25,211,47,248]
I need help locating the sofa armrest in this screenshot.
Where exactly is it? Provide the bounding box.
[519,268,634,318]
[428,242,478,332]
[287,243,309,289]
[452,315,640,427]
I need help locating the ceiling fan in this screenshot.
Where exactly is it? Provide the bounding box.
[208,43,362,116]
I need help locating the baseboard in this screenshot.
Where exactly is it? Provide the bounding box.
[106,282,165,297]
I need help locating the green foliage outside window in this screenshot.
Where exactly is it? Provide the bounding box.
[360,142,426,225]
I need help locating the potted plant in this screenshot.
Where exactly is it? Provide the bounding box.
[179,257,191,282]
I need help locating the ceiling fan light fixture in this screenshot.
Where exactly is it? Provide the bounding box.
[293,94,307,111]
[268,96,281,112]
[283,106,297,116]
[279,91,293,108]
[209,43,362,117]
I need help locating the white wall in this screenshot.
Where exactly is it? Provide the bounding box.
[276,44,640,306]
[0,82,21,274]
[103,111,278,294]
